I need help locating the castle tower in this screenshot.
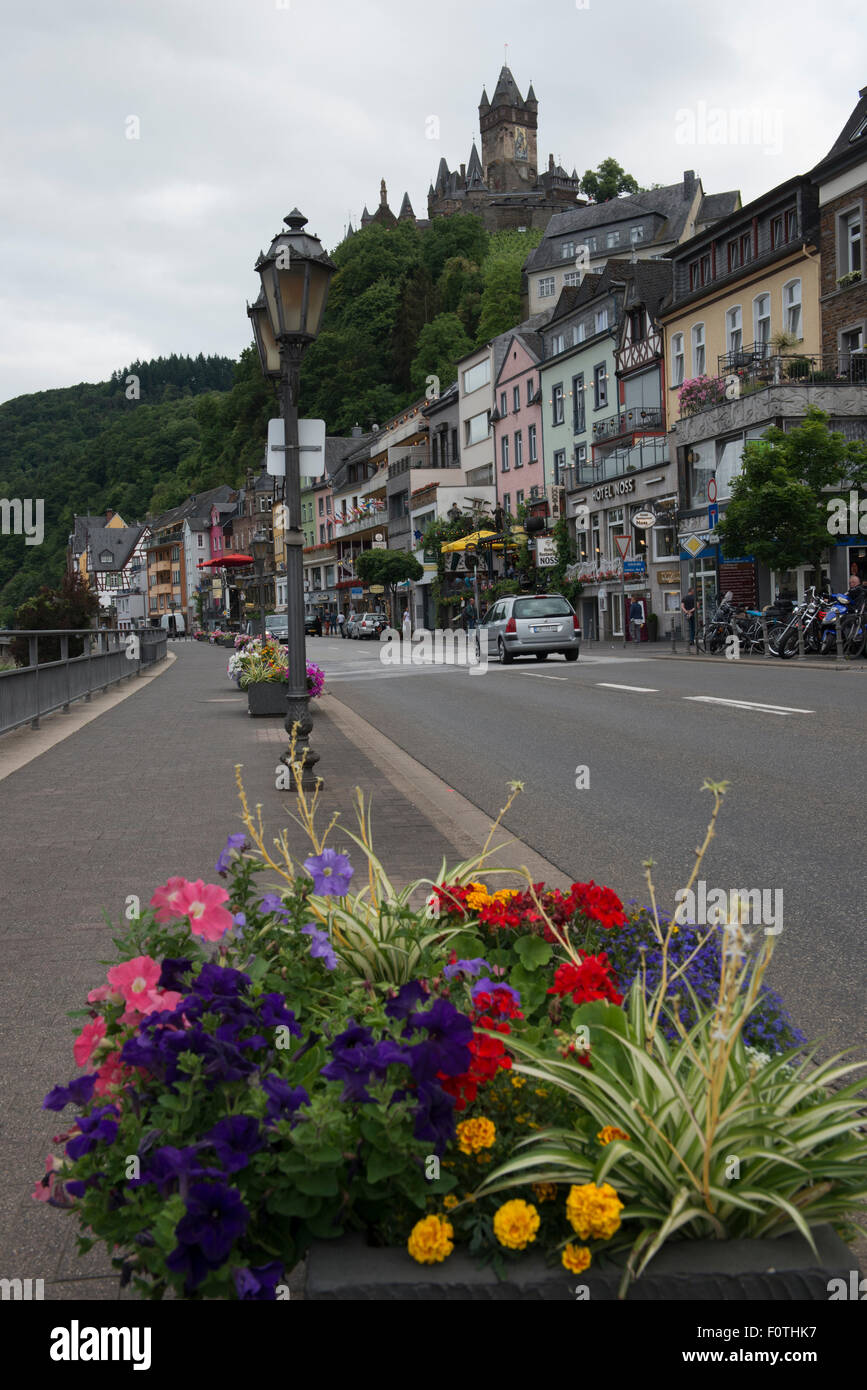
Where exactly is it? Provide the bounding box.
[478,66,538,193]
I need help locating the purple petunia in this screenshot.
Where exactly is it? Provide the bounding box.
[204,1115,265,1173]
[303,848,354,897]
[300,923,338,971]
[65,1105,120,1160]
[132,1145,220,1194]
[443,957,491,981]
[405,997,473,1076]
[384,980,428,1021]
[167,1181,250,1290]
[233,1261,285,1300]
[216,833,247,875]
[471,977,521,1007]
[260,1074,310,1123]
[43,1074,98,1111]
[259,893,291,922]
[157,958,194,992]
[257,994,302,1032]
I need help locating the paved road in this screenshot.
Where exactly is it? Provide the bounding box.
[314,633,867,1057]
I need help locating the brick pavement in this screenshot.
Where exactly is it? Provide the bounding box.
[0,640,562,1300]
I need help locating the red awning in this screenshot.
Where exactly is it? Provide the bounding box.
[197,554,254,567]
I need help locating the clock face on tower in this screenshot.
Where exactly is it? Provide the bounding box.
[514,126,528,161]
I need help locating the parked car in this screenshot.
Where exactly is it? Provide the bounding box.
[477,593,581,663]
[304,615,319,636]
[159,612,186,636]
[243,614,290,642]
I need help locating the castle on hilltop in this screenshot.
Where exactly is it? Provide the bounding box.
[357,67,582,236]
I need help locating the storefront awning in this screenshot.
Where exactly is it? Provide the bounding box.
[197,554,254,567]
[442,530,503,552]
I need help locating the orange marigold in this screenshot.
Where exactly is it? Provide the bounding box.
[596,1126,630,1146]
[493,1199,540,1250]
[407,1214,454,1265]
[562,1243,592,1274]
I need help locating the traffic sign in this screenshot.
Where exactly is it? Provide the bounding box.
[632,510,656,529]
[623,559,646,574]
[350,586,363,597]
[680,534,705,558]
[708,502,719,529]
[614,535,631,560]
[266,418,326,475]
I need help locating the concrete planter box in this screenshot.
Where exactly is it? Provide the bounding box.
[305,1226,853,1301]
[246,681,288,717]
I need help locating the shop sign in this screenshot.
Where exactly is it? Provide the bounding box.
[592,478,636,502]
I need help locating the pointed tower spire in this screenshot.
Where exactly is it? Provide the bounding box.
[479,86,490,115]
[398,192,415,221]
[526,81,538,109]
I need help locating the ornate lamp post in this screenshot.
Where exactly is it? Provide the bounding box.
[251,529,270,640]
[250,210,336,784]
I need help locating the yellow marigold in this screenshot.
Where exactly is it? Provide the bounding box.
[532,1182,558,1203]
[463,1192,476,1203]
[493,1199,540,1250]
[493,888,518,901]
[407,1214,454,1265]
[456,1117,496,1154]
[566,1182,624,1241]
[443,1194,459,1211]
[534,1088,549,1098]
[510,1075,526,1089]
[562,1243,592,1274]
[466,890,492,911]
[597,1126,631,1146]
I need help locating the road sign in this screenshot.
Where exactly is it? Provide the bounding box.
[266,418,326,475]
[535,537,557,567]
[350,586,363,597]
[614,535,631,560]
[623,559,646,574]
[632,510,656,529]
[707,477,717,503]
[680,534,705,558]
[708,502,719,529]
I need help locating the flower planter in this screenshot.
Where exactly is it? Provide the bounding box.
[246,681,288,717]
[304,1225,853,1301]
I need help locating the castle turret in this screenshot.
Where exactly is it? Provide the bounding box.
[479,65,537,192]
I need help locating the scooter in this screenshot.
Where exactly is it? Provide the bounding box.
[818,592,855,654]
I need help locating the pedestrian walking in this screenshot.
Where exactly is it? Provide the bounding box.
[402,607,412,645]
[337,611,346,638]
[681,586,696,649]
[629,597,645,645]
[314,614,322,637]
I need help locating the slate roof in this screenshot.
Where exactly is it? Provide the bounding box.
[87,525,145,572]
[490,65,523,108]
[811,85,867,175]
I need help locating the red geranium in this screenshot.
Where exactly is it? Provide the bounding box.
[547,951,623,1007]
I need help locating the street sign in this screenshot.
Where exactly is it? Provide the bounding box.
[680,534,705,558]
[369,585,385,594]
[350,586,363,597]
[266,418,326,475]
[708,502,719,529]
[614,535,631,560]
[623,559,646,574]
[535,537,556,567]
[372,539,387,549]
[632,509,656,529]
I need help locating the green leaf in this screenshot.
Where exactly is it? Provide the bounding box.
[513,936,553,971]
[295,1168,340,1196]
[266,1191,322,1218]
[366,1149,409,1184]
[152,1195,185,1253]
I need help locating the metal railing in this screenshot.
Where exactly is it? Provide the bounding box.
[590,405,664,441]
[716,349,867,389]
[0,627,168,736]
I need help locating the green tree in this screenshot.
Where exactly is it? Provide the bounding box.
[391,265,439,392]
[580,158,640,203]
[355,547,423,617]
[717,407,867,582]
[421,215,489,284]
[10,570,100,665]
[410,314,473,397]
[476,259,524,343]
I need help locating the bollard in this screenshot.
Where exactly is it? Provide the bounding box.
[760,614,770,658]
[835,611,846,667]
[670,621,677,654]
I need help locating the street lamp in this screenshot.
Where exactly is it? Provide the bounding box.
[251,209,336,784]
[251,529,270,640]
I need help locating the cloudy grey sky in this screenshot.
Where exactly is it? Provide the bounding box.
[0,0,863,403]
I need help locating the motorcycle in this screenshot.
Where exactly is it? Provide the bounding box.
[769,587,825,658]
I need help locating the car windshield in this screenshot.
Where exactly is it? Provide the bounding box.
[513,597,572,618]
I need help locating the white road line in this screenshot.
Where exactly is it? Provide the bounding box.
[684,696,814,715]
[597,682,659,693]
[517,672,568,681]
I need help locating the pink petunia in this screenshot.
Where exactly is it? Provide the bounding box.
[87,983,123,1005]
[139,988,183,1017]
[150,876,190,923]
[94,1051,126,1096]
[32,1156,61,1202]
[174,880,234,942]
[73,1016,107,1067]
[107,956,161,1009]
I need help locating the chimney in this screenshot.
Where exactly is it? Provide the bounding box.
[460,163,466,181]
[105,509,114,523]
[548,153,554,172]
[351,423,363,437]
[683,170,696,199]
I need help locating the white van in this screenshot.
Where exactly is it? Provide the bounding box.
[159,612,186,636]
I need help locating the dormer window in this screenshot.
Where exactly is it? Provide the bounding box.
[99,550,113,565]
[561,241,576,259]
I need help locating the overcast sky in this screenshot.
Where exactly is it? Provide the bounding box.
[0,0,863,404]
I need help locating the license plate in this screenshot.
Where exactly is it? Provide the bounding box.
[532,625,557,633]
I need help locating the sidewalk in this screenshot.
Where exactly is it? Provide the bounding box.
[0,641,567,1300]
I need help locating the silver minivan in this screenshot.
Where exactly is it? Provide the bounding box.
[477,593,581,663]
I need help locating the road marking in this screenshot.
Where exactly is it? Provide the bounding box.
[684,696,814,715]
[597,682,659,693]
[517,671,568,681]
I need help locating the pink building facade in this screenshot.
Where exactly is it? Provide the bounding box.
[492,333,544,515]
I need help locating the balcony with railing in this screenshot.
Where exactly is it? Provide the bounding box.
[715,347,867,391]
[333,507,387,539]
[577,436,670,486]
[590,405,664,443]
